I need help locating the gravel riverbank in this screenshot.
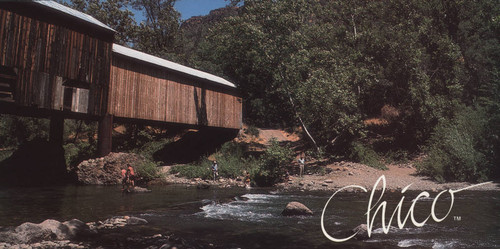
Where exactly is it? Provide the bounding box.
[277,161,500,192]
[158,162,500,192]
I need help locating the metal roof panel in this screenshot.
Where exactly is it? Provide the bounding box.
[113,44,236,88]
[33,0,115,32]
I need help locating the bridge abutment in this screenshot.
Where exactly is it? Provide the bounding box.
[49,114,64,145]
[98,114,113,157]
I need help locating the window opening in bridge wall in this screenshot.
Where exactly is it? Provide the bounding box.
[63,78,90,89]
[0,66,17,103]
[62,78,89,113]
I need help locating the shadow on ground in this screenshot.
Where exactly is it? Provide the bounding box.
[0,139,72,186]
[153,128,239,164]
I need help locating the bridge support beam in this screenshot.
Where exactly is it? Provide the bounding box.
[98,114,113,157]
[49,114,64,145]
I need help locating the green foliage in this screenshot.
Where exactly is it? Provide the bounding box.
[131,0,182,59]
[132,138,172,162]
[0,0,496,184]
[170,159,213,179]
[64,141,96,168]
[0,149,13,162]
[67,0,184,60]
[350,142,387,170]
[66,0,138,45]
[200,0,499,171]
[113,125,172,159]
[382,149,410,164]
[62,120,98,168]
[134,160,162,182]
[417,107,493,182]
[215,142,246,178]
[244,125,260,137]
[0,115,49,147]
[253,139,294,186]
[170,142,258,180]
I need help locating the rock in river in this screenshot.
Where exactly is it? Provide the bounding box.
[127,217,148,225]
[352,224,369,240]
[131,186,152,193]
[281,201,313,216]
[0,219,90,244]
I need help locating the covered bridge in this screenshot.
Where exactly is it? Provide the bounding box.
[110,44,241,130]
[0,0,241,156]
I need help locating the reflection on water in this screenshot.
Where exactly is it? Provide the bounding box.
[0,185,498,248]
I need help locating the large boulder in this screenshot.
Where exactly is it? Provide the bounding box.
[75,152,147,185]
[281,201,313,216]
[0,219,90,244]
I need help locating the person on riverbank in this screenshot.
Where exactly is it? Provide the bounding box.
[244,171,251,187]
[298,156,305,177]
[212,160,218,181]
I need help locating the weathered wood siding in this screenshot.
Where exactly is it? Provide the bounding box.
[0,8,112,115]
[109,55,242,129]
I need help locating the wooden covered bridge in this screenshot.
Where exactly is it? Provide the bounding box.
[0,1,242,156]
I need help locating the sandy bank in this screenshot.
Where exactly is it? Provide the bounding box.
[278,161,500,192]
[158,162,500,192]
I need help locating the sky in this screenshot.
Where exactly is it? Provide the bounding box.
[174,0,229,20]
[62,0,230,22]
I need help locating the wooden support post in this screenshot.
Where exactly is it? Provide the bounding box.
[49,114,64,145]
[98,114,113,157]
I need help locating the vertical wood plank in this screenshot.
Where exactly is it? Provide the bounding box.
[52,76,64,110]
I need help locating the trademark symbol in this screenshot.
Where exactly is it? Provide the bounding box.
[454,216,462,221]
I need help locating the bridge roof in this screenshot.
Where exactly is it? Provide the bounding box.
[33,0,115,33]
[113,44,236,88]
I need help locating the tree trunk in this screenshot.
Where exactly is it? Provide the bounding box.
[284,86,320,153]
[276,68,321,153]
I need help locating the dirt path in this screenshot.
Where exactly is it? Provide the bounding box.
[278,161,500,192]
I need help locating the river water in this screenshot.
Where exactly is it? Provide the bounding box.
[0,185,498,248]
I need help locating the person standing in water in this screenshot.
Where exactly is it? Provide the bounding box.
[121,168,128,192]
[127,165,135,187]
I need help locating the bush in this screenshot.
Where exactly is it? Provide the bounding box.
[170,159,213,179]
[0,115,49,147]
[253,139,294,186]
[215,142,256,178]
[417,107,491,182]
[244,125,260,137]
[383,149,410,164]
[169,142,259,180]
[350,142,386,170]
[64,141,96,168]
[0,149,13,162]
[132,138,172,162]
[135,160,162,182]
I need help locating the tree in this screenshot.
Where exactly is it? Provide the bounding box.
[202,0,369,151]
[201,0,498,161]
[132,0,182,59]
[66,0,138,45]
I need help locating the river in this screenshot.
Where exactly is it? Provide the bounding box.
[0,185,498,248]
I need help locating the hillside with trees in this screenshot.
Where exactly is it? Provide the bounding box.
[195,0,499,182]
[0,0,498,184]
